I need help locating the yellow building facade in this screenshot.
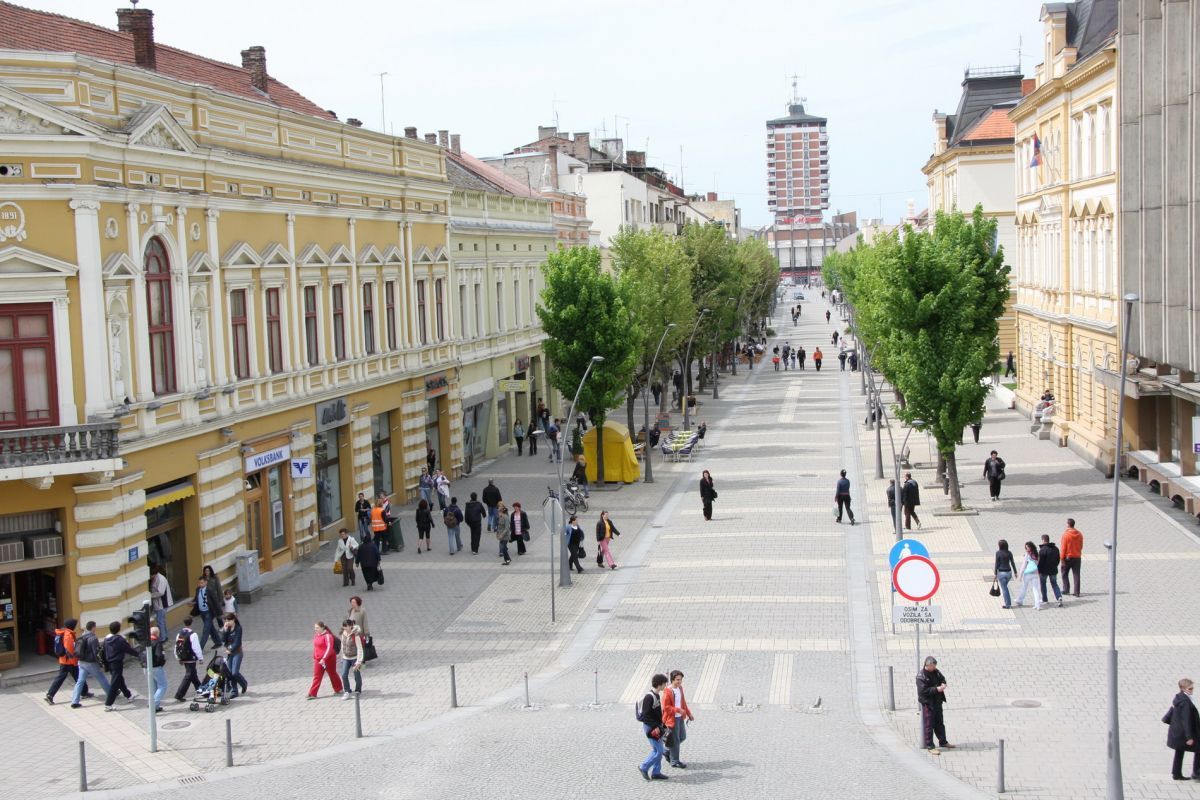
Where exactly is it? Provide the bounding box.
[1011,2,1120,472]
[0,7,466,668]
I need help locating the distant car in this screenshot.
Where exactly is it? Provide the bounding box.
[793,291,805,300]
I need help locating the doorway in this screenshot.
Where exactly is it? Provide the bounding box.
[244,464,289,572]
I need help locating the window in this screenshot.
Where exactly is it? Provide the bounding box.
[435,278,445,341]
[458,284,467,339]
[385,280,397,350]
[371,412,392,498]
[0,304,56,429]
[230,289,250,380]
[304,286,319,366]
[332,285,346,361]
[474,283,482,338]
[314,428,341,528]
[528,277,536,326]
[145,237,176,395]
[416,281,428,345]
[265,288,283,374]
[513,279,521,327]
[495,280,503,332]
[362,283,375,355]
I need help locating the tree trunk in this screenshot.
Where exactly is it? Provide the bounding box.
[946,450,963,510]
[626,388,637,436]
[935,451,946,489]
[595,413,606,487]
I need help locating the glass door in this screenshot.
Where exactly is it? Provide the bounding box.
[268,465,285,554]
[245,471,263,559]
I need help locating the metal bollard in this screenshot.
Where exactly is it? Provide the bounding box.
[997,738,1006,793]
[78,740,88,792]
[886,666,895,711]
[523,672,531,708]
[593,670,599,706]
[449,665,458,709]
[225,719,233,767]
[354,693,362,739]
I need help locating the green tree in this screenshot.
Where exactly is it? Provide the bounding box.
[538,246,644,484]
[678,223,741,395]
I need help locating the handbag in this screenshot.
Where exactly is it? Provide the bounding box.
[522,531,530,542]
[710,489,718,500]
[333,559,343,575]
[362,635,378,662]
[989,579,1001,597]
[575,545,586,560]
[663,726,676,748]
[377,568,384,585]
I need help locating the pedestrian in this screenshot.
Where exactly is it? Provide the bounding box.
[356,535,382,590]
[354,492,372,539]
[149,626,168,713]
[464,492,485,554]
[848,351,858,371]
[825,309,831,323]
[834,468,856,525]
[415,499,434,554]
[772,345,781,371]
[102,620,141,711]
[149,565,172,642]
[368,498,389,554]
[528,425,540,456]
[1037,534,1063,607]
[651,382,662,407]
[969,420,982,443]
[348,596,369,639]
[994,539,1017,609]
[902,471,922,530]
[547,419,561,463]
[572,455,590,498]
[982,450,1006,501]
[1060,518,1083,596]
[791,351,797,369]
[201,564,223,646]
[664,670,694,769]
[338,620,365,700]
[673,370,684,404]
[418,467,434,507]
[70,621,110,708]
[190,575,219,650]
[813,347,824,371]
[916,656,955,754]
[221,613,247,696]
[595,510,620,570]
[513,419,525,455]
[1005,351,1015,378]
[426,446,437,475]
[797,346,806,370]
[482,479,501,532]
[510,501,530,556]
[832,330,840,346]
[699,469,716,521]
[566,515,585,574]
[1014,540,1043,610]
[443,496,464,555]
[495,502,512,565]
[637,673,670,781]
[45,617,91,705]
[307,621,343,699]
[334,528,358,585]
[172,617,203,702]
[435,470,450,511]
[838,350,847,370]
[537,400,549,431]
[886,479,897,522]
[222,588,238,616]
[1166,678,1200,780]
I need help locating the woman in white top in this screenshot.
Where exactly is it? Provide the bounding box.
[338,620,365,699]
[1013,540,1043,610]
[435,471,451,511]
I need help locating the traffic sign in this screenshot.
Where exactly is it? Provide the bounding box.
[892,555,940,602]
[888,538,929,569]
[892,605,942,625]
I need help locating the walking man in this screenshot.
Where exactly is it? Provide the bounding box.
[45,618,90,705]
[834,468,856,525]
[149,565,172,642]
[664,670,694,769]
[173,617,203,702]
[547,419,560,463]
[902,472,922,530]
[886,479,897,523]
[637,673,670,781]
[443,497,464,555]
[482,479,502,532]
[838,350,847,371]
[983,450,1006,501]
[70,621,110,708]
[1038,534,1064,607]
[797,346,806,371]
[102,621,141,711]
[1059,518,1083,597]
[813,347,824,371]
[916,656,955,754]
[192,575,219,650]
[464,492,485,554]
[334,528,358,587]
[149,627,168,712]
[354,492,372,539]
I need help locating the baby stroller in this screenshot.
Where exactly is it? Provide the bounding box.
[189,653,233,712]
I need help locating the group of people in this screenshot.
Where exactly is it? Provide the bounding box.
[637,671,695,779]
[508,402,569,462]
[307,595,373,700]
[768,342,823,371]
[992,519,1084,610]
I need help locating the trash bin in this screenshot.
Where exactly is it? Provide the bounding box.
[235,551,261,593]
[389,519,405,553]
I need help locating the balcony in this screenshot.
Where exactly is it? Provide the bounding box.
[0,422,123,486]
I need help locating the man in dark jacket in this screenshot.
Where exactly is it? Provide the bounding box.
[444,497,464,555]
[983,451,1006,501]
[566,515,585,574]
[192,576,220,650]
[916,656,955,754]
[1167,678,1200,780]
[464,492,486,555]
[481,480,502,532]
[102,621,141,710]
[357,537,382,589]
[902,472,922,530]
[834,469,856,525]
[1037,534,1063,606]
[886,480,897,524]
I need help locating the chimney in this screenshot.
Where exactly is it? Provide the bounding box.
[450,134,461,155]
[572,132,590,160]
[932,112,948,154]
[326,110,338,119]
[548,144,560,189]
[538,125,557,141]
[347,118,363,128]
[116,8,156,70]
[404,126,418,139]
[240,46,268,93]
[1021,78,1036,96]
[438,130,449,148]
[626,150,646,168]
[424,133,437,144]
[707,191,717,202]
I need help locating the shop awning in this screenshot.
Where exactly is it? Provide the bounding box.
[144,481,195,512]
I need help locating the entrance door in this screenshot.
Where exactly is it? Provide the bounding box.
[245,472,264,560]
[267,465,285,553]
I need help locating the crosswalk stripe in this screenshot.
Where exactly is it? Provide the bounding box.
[691,653,727,703]
[769,653,794,705]
[620,653,663,704]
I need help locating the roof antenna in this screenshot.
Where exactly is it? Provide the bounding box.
[1014,35,1024,73]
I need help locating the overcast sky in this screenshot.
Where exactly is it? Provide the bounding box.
[33,0,1045,227]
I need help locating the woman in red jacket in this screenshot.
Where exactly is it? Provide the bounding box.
[662,669,695,768]
[307,621,343,699]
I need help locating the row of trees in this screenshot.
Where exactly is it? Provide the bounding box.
[537,223,779,481]
[823,206,1009,509]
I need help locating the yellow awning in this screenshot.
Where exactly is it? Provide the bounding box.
[144,482,195,512]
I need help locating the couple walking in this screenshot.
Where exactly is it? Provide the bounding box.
[637,670,695,780]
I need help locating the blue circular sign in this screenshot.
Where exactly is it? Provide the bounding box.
[888,538,929,569]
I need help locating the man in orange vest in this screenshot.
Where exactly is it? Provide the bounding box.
[369,499,389,553]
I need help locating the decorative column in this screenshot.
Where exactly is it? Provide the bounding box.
[126,203,154,400]
[285,213,302,370]
[404,221,417,345]
[395,221,410,348]
[443,225,456,341]
[348,218,362,358]
[205,208,229,386]
[173,206,196,392]
[70,199,112,417]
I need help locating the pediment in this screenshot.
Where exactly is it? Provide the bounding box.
[188,251,216,277]
[413,245,434,264]
[103,252,137,280]
[126,103,195,153]
[1037,195,1061,220]
[430,245,448,263]
[328,244,354,266]
[259,242,293,267]
[358,244,384,266]
[222,241,261,267]
[0,245,79,278]
[380,244,404,265]
[297,243,329,266]
[0,84,103,138]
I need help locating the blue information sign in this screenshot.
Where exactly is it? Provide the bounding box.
[888,538,929,569]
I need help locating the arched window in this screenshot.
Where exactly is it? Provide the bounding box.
[145,237,176,395]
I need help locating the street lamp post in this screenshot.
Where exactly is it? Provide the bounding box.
[682,308,709,430]
[551,356,603,611]
[862,344,885,479]
[1106,293,1137,800]
[644,324,676,484]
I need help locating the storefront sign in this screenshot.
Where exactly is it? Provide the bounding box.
[315,397,349,433]
[244,445,291,473]
[126,545,139,563]
[497,379,530,393]
[425,372,449,398]
[515,355,531,372]
[290,457,312,479]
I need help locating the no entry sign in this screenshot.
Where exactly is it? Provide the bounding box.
[892,555,940,602]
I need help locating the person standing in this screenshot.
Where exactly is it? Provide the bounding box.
[334,528,358,586]
[596,510,620,570]
[813,347,824,371]
[969,420,982,444]
[797,346,806,371]
[222,613,247,697]
[916,656,955,754]
[102,621,141,711]
[357,535,382,590]
[664,670,694,769]
[482,480,502,532]
[191,576,219,651]
[348,596,370,640]
[464,492,485,555]
[637,673,670,781]
[354,492,372,539]
[1059,518,1083,597]
[983,450,1006,501]
[172,617,203,703]
[838,350,848,371]
[1005,351,1016,378]
[368,499,389,555]
[149,626,168,713]
[149,566,172,642]
[70,621,110,708]
[902,472,922,530]
[834,469,856,525]
[434,470,451,511]
[510,502,530,556]
[994,539,1017,609]
[307,621,343,699]
[513,419,525,456]
[566,515,585,574]
[1166,678,1200,780]
[495,503,512,565]
[527,424,539,456]
[45,618,90,705]
[699,470,716,521]
[1014,541,1043,610]
[886,479,897,523]
[443,497,464,555]
[1037,534,1063,607]
[571,456,590,498]
[415,500,435,554]
[418,467,434,507]
[338,620,365,700]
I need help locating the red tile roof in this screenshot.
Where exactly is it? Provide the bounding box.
[958,108,1015,143]
[0,2,333,120]
[448,150,542,199]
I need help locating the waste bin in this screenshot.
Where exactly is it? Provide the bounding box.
[235,551,261,593]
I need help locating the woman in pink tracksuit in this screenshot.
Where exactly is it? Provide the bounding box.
[307,621,343,699]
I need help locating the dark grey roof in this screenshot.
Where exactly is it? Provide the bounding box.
[1066,0,1117,61]
[767,103,826,127]
[446,157,506,193]
[946,72,1024,147]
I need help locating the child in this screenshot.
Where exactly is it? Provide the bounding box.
[222,589,238,615]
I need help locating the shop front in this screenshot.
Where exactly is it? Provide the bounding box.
[241,439,294,572]
[315,396,351,533]
[143,479,197,615]
[459,381,494,474]
[425,373,450,473]
[0,509,64,670]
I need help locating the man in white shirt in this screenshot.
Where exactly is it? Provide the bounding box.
[150,566,173,641]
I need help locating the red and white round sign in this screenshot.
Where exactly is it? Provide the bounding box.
[892,555,940,602]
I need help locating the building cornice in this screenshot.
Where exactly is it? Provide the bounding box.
[1015,303,1119,335]
[1011,45,1117,124]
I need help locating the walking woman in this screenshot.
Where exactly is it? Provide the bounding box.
[495,502,512,565]
[596,510,620,570]
[357,535,381,591]
[1013,541,1043,610]
[994,539,1017,609]
[513,419,525,455]
[307,621,343,699]
[1166,678,1200,780]
[566,515,585,574]
[202,564,223,647]
[699,470,717,521]
[348,596,369,639]
[338,619,365,700]
[221,612,247,697]
[415,499,434,555]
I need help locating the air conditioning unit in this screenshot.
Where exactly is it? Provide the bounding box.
[28,535,63,559]
[0,540,24,564]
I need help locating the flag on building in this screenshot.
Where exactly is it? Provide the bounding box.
[1030,133,1043,168]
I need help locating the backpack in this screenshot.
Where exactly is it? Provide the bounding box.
[96,637,110,671]
[443,510,458,527]
[635,691,656,723]
[53,632,67,658]
[75,633,96,663]
[330,632,341,656]
[175,630,196,662]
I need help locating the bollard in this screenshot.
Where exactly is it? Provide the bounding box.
[997,738,1006,793]
[225,719,233,767]
[593,670,599,706]
[354,693,363,739]
[523,672,531,708]
[449,665,458,709]
[886,666,895,711]
[78,740,87,792]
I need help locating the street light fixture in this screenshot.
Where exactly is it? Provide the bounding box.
[683,308,710,430]
[643,325,677,484]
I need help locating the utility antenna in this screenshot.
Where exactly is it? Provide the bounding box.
[376,72,389,133]
[1014,35,1024,72]
[787,72,806,107]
